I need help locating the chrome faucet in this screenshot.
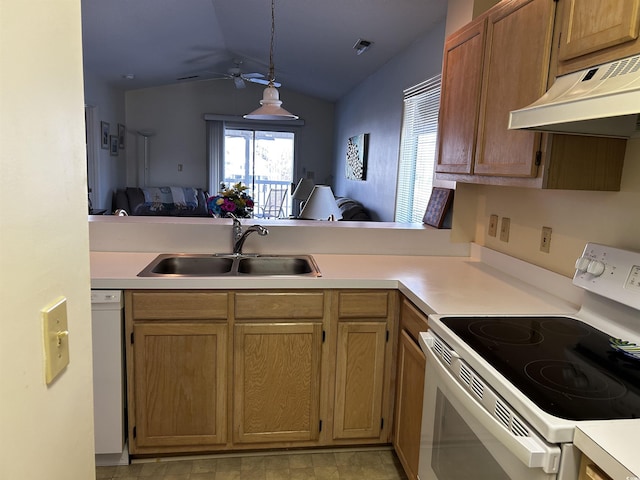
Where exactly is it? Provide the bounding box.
[228,214,269,255]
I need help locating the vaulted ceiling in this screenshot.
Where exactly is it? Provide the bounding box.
[81,0,448,101]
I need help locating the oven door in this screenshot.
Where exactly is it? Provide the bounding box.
[419,331,560,480]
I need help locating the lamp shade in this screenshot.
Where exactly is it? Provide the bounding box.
[244,86,298,120]
[292,178,315,201]
[298,185,342,221]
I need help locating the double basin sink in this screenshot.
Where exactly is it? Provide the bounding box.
[138,253,321,277]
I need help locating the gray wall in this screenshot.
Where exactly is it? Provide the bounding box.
[83,71,127,210]
[124,80,335,192]
[332,20,447,221]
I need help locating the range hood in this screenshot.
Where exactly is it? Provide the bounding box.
[509,54,640,138]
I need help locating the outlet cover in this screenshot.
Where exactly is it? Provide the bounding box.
[500,217,511,242]
[488,214,498,237]
[42,297,69,385]
[540,226,552,253]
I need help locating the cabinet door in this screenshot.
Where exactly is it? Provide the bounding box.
[474,0,556,177]
[333,321,387,440]
[436,18,487,174]
[394,330,426,480]
[132,323,227,449]
[233,322,322,444]
[558,0,640,62]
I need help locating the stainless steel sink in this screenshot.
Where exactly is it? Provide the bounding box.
[138,254,321,277]
[237,256,315,275]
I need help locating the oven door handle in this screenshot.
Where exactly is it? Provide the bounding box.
[423,333,561,474]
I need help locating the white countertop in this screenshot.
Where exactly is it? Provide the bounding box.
[90,246,637,477]
[575,421,639,478]
[89,250,579,315]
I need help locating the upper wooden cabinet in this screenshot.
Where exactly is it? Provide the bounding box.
[475,0,556,177]
[557,0,640,75]
[435,0,627,191]
[436,19,486,174]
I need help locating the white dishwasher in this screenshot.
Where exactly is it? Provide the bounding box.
[91,290,129,466]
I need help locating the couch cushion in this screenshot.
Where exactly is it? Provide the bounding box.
[132,186,205,216]
[335,196,370,221]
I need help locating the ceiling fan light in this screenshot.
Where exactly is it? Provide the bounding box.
[244,85,299,120]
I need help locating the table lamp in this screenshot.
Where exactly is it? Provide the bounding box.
[298,185,342,221]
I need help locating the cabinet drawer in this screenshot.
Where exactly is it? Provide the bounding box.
[338,291,389,319]
[129,291,228,320]
[234,292,325,319]
[400,297,429,342]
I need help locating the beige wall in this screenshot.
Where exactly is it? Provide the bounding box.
[0,1,96,479]
[453,139,640,277]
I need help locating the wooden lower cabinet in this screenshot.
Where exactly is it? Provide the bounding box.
[393,297,429,480]
[125,289,397,455]
[333,321,388,439]
[333,290,397,443]
[131,322,227,450]
[233,322,322,444]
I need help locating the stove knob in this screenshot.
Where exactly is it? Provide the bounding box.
[587,260,606,276]
[575,257,591,272]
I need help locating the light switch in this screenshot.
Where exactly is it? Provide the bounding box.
[42,297,69,384]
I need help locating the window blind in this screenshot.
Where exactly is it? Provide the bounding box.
[395,75,441,223]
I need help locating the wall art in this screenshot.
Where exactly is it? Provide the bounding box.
[345,133,368,181]
[423,187,454,228]
[101,121,110,149]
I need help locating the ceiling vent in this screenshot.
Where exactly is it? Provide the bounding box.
[353,39,373,55]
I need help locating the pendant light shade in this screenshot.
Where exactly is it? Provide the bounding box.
[244,0,298,120]
[245,85,298,120]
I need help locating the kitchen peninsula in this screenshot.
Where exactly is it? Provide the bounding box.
[89,216,638,479]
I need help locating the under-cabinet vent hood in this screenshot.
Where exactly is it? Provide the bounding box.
[509,54,640,138]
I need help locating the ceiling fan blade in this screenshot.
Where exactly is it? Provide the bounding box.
[234,77,246,89]
[242,73,265,79]
[247,77,281,88]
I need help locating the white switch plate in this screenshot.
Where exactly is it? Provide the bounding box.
[42,297,69,384]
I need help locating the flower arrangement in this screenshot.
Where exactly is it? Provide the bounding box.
[207,182,254,218]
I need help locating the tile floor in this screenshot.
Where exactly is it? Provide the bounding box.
[96,448,408,480]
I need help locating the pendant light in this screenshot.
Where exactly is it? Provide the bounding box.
[244,0,298,120]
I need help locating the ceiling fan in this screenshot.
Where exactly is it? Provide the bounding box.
[207,59,281,89]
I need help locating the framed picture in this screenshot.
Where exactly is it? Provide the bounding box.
[423,187,454,228]
[109,135,119,156]
[345,133,368,181]
[117,123,126,149]
[100,121,110,149]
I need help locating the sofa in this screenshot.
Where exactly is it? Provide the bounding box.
[335,196,371,221]
[112,186,209,216]
[112,187,371,220]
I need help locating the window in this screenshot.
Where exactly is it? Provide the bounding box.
[395,75,441,223]
[207,119,297,218]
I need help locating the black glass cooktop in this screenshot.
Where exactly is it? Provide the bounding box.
[441,316,640,421]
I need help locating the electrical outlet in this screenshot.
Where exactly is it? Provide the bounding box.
[500,217,511,242]
[488,214,498,237]
[540,226,552,253]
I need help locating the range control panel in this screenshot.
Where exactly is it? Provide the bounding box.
[574,243,640,309]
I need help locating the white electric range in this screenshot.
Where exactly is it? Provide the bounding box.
[419,243,640,480]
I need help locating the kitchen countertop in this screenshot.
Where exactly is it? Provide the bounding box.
[90,246,637,477]
[90,249,580,316]
[574,421,639,479]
